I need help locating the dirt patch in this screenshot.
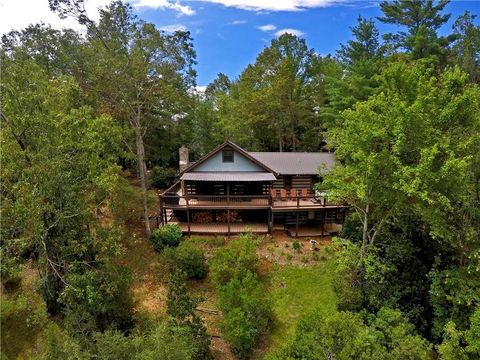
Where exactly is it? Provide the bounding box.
[257,233,332,266]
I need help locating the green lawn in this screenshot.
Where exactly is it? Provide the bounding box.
[264,259,337,356]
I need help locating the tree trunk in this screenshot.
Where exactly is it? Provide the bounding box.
[133,107,151,238]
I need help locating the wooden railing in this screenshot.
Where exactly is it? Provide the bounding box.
[160,193,343,209]
[161,194,271,208]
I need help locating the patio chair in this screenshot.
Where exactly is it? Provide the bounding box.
[301,188,309,200]
[270,188,277,200]
[290,188,298,200]
[280,188,288,201]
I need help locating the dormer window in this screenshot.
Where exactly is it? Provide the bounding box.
[222,149,234,163]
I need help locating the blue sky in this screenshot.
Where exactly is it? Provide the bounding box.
[134,0,479,86]
[1,0,479,86]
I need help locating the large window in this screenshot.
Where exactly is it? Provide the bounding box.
[222,149,234,162]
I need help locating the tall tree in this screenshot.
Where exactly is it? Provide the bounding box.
[452,11,480,83]
[49,0,196,237]
[378,0,455,61]
[322,17,384,128]
[226,33,322,151]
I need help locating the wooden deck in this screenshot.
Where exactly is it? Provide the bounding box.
[175,222,269,234]
[286,223,343,237]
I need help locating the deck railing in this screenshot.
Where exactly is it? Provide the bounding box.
[160,193,342,209]
[161,194,271,208]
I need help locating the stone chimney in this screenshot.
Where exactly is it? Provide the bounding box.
[179,145,189,172]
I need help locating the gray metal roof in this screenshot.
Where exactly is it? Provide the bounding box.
[248,152,335,175]
[180,172,277,182]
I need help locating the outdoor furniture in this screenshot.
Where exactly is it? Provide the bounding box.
[290,188,298,200]
[280,188,288,201]
[270,188,277,200]
[301,188,309,200]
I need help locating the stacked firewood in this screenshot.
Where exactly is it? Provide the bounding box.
[216,210,241,223]
[192,211,213,223]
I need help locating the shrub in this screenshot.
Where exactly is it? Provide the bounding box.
[61,264,133,340]
[151,166,177,189]
[210,233,259,286]
[151,224,183,251]
[162,241,208,279]
[292,240,301,252]
[218,272,273,359]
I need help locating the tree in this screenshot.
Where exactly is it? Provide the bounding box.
[323,17,384,128]
[452,11,480,83]
[220,33,323,151]
[269,308,430,359]
[324,61,480,272]
[166,269,211,360]
[1,50,127,318]
[48,0,197,238]
[378,0,456,61]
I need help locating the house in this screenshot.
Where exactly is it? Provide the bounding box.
[159,141,347,237]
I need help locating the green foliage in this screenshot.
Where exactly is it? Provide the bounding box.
[429,266,480,339]
[209,233,259,286]
[161,240,207,280]
[166,269,212,360]
[151,224,183,252]
[150,166,177,189]
[61,264,133,339]
[1,294,49,359]
[378,0,454,61]
[218,272,273,359]
[269,307,430,359]
[292,240,301,252]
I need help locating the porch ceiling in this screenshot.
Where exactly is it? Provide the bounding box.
[180,172,276,182]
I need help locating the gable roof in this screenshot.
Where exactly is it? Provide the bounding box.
[180,141,277,176]
[248,152,335,175]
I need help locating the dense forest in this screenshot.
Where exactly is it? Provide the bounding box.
[1,0,479,359]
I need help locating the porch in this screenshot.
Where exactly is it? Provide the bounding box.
[174,222,269,235]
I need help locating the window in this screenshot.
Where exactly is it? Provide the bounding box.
[284,176,292,189]
[222,149,234,163]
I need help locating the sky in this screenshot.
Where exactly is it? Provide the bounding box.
[1,0,479,87]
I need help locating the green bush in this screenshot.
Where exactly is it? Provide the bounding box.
[162,241,208,279]
[292,240,301,252]
[151,224,183,252]
[218,272,273,359]
[209,233,259,286]
[151,166,177,188]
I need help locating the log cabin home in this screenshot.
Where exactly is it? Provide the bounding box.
[159,141,347,237]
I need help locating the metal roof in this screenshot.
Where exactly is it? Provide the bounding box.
[248,152,335,175]
[180,172,277,182]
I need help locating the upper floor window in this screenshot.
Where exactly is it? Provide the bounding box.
[222,149,234,163]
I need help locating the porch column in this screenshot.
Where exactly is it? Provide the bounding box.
[159,195,164,226]
[186,197,191,235]
[227,209,231,238]
[295,211,299,237]
[268,209,273,234]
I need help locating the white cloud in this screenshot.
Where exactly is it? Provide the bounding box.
[198,0,344,12]
[258,24,277,32]
[133,0,195,16]
[0,0,110,35]
[230,20,247,25]
[275,28,305,36]
[159,24,187,32]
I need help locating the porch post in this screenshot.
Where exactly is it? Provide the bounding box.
[268,209,272,234]
[159,195,164,226]
[321,210,326,237]
[164,209,168,224]
[186,197,191,235]
[295,211,299,237]
[227,209,231,238]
